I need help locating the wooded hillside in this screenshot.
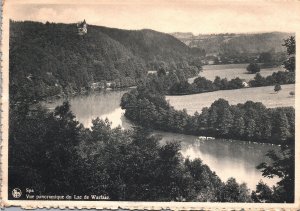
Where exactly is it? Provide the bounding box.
[10,21,203,101]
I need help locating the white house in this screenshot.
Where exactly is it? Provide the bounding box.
[242,81,249,88]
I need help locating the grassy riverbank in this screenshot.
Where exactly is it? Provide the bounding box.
[166,84,295,115]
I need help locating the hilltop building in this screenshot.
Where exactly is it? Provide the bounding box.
[77,19,87,35]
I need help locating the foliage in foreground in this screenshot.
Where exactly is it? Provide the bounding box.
[252,139,295,203]
[282,36,295,73]
[9,101,252,202]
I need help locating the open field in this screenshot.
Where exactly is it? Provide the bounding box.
[166,84,295,115]
[188,63,285,83]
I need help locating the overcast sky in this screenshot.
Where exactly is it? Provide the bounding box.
[7,0,300,34]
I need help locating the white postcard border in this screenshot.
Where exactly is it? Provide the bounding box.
[1,0,300,209]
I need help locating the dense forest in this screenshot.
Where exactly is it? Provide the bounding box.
[10,20,203,101]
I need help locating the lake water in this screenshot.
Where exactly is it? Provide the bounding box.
[45,89,279,190]
[44,90,132,129]
[156,131,279,190]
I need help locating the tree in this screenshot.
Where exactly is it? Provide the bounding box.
[246,63,260,74]
[169,81,194,95]
[257,139,295,203]
[218,107,234,135]
[213,76,222,90]
[259,52,272,63]
[250,73,266,87]
[168,70,180,85]
[251,181,273,202]
[220,178,252,202]
[176,69,187,82]
[245,119,256,139]
[90,117,112,142]
[184,159,223,202]
[9,101,84,196]
[231,115,245,137]
[194,77,215,91]
[274,84,282,93]
[198,107,209,128]
[227,77,244,89]
[276,111,291,141]
[283,36,295,72]
[157,68,167,77]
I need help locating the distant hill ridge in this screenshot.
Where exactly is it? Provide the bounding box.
[170,31,294,55]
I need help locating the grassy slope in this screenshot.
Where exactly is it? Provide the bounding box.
[188,64,286,83]
[166,84,295,115]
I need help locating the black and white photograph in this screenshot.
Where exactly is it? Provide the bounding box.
[1,0,299,209]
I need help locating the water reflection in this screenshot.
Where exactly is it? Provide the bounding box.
[156,131,279,190]
[45,90,131,128]
[45,90,279,191]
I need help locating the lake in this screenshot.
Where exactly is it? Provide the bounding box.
[45,89,279,190]
[44,90,132,129]
[156,131,279,191]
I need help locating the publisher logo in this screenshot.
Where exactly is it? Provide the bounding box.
[12,188,22,199]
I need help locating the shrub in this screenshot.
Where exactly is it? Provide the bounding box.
[246,63,261,74]
[274,84,282,92]
[289,91,295,96]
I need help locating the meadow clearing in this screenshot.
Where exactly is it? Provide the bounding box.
[166,84,295,115]
[188,63,286,83]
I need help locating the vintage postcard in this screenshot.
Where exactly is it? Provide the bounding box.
[1,0,299,209]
